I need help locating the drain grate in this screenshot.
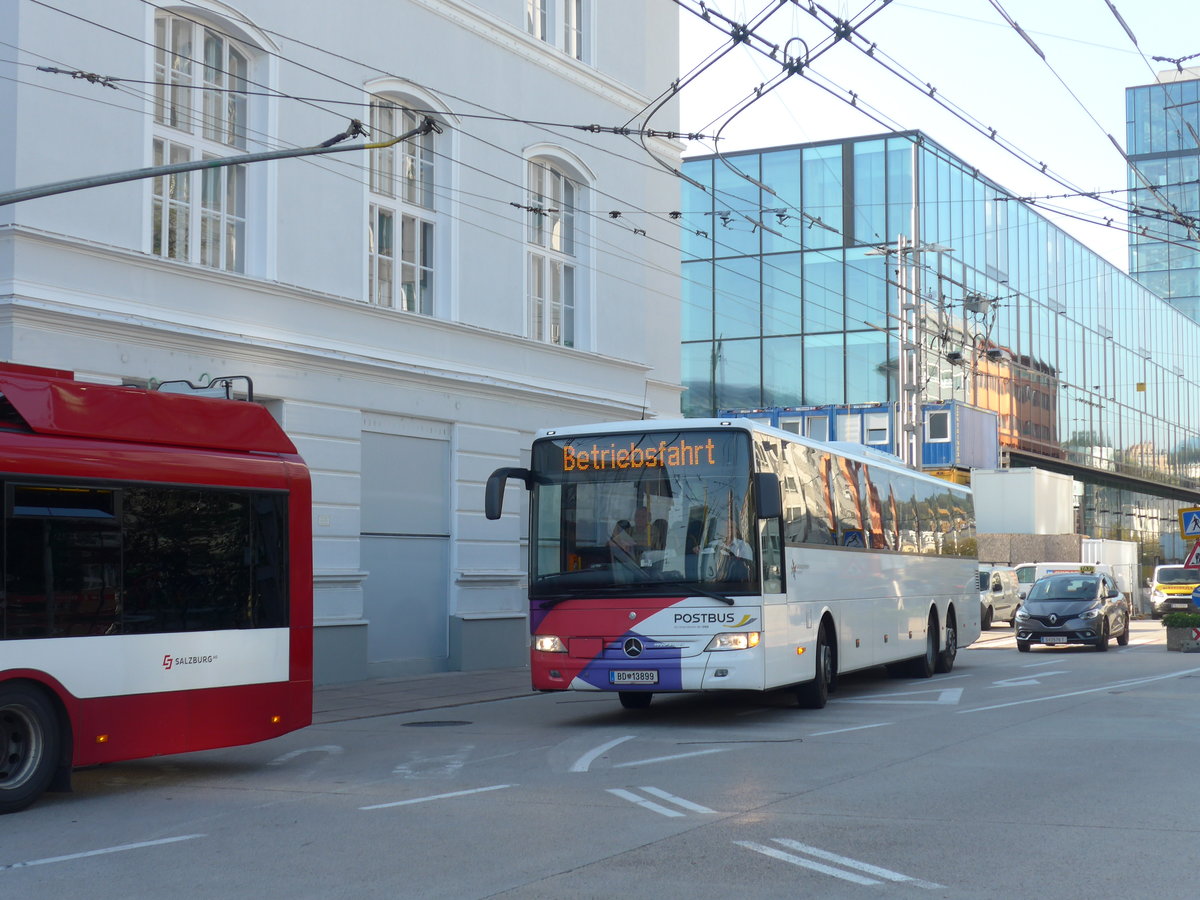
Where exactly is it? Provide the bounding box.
[402,720,472,727]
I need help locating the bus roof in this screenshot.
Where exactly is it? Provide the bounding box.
[0,363,296,455]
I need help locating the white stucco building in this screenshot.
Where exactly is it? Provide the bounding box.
[0,0,683,682]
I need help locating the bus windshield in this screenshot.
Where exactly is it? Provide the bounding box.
[530,429,755,597]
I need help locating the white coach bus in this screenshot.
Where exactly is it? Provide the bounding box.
[486,418,979,709]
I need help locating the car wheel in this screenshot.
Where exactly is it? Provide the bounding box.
[1094,621,1109,652]
[1117,614,1130,647]
[0,682,61,815]
[1016,638,1031,653]
[935,611,957,674]
[618,691,652,710]
[798,626,832,709]
[981,606,993,630]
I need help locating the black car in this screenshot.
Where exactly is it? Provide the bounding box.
[1014,573,1130,652]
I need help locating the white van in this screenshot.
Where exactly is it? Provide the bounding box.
[978,565,1023,629]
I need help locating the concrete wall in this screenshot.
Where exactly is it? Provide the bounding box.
[977,533,1085,566]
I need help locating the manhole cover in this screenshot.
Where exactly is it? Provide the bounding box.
[402,720,472,727]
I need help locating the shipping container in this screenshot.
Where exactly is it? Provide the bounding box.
[971,468,1075,535]
[719,401,999,473]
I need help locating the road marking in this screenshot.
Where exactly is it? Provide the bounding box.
[570,735,635,772]
[735,841,880,885]
[638,786,716,813]
[771,839,945,889]
[837,687,963,706]
[808,722,892,736]
[268,745,344,766]
[1022,659,1059,668]
[990,671,1068,687]
[393,745,474,779]
[960,667,1200,714]
[1,835,205,872]
[359,784,513,810]
[607,787,713,817]
[612,748,728,768]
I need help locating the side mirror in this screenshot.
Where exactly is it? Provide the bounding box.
[754,472,782,519]
[485,467,531,520]
[1018,591,1027,600]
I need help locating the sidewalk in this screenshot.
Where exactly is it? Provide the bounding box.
[312,666,533,725]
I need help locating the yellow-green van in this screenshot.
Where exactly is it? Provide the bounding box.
[1147,564,1200,619]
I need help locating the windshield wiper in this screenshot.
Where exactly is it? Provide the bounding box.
[535,581,735,608]
[651,580,735,605]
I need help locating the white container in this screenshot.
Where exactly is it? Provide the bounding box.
[970,468,1075,534]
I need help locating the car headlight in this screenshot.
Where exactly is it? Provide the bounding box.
[705,632,761,651]
[1015,608,1030,621]
[533,634,567,653]
[1079,607,1101,620]
[1151,590,1166,602]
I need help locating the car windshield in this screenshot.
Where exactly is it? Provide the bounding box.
[1156,567,1200,585]
[1027,575,1100,602]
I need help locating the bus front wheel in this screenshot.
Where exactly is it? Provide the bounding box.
[797,626,832,709]
[0,683,61,815]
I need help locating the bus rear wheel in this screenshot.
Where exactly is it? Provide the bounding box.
[618,692,652,710]
[935,611,957,674]
[0,683,60,815]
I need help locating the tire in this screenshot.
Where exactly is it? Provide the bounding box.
[1117,614,1130,647]
[909,615,937,678]
[618,691,653,710]
[1016,639,1031,653]
[0,683,61,815]
[936,611,958,674]
[981,606,993,631]
[1094,621,1110,652]
[797,626,833,709]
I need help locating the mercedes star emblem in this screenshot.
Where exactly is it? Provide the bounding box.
[623,637,644,658]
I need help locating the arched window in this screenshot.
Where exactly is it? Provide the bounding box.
[150,10,260,272]
[527,158,583,347]
[367,96,441,314]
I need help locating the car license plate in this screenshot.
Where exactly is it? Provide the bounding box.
[610,670,658,685]
[1172,603,1189,609]
[1041,636,1068,645]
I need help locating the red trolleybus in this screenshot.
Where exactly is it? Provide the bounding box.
[0,363,312,813]
[486,419,977,710]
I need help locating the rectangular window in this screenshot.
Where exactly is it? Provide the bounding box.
[2,481,288,640]
[564,0,584,59]
[926,409,951,442]
[369,205,395,308]
[151,138,192,261]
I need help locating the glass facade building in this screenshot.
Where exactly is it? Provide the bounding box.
[1126,69,1200,323]
[681,132,1200,561]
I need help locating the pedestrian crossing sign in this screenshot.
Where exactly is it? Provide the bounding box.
[1180,507,1200,539]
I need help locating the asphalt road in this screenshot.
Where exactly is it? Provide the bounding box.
[3,620,1195,899]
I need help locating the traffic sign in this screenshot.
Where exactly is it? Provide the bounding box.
[1193,585,1200,608]
[1180,506,1200,539]
[1186,540,1200,569]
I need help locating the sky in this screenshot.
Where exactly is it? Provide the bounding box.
[675,0,1200,271]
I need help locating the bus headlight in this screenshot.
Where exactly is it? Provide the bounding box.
[705,632,761,651]
[534,634,567,653]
